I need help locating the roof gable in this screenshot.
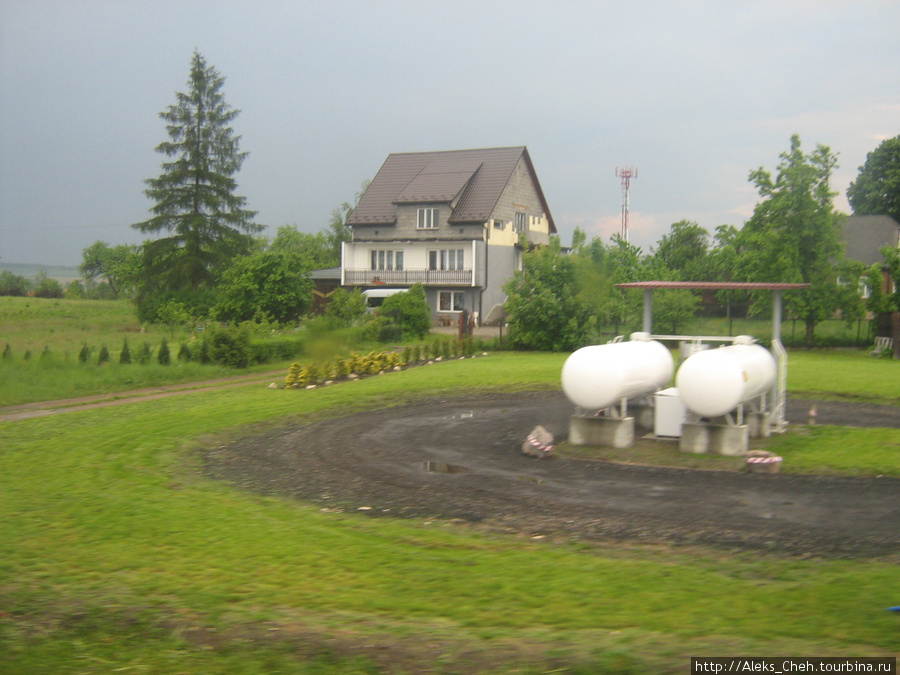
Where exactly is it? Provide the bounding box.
[347,146,556,232]
[842,215,900,266]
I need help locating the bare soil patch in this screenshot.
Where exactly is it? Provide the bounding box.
[201,391,900,560]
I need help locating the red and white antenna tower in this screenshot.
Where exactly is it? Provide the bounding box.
[615,166,638,242]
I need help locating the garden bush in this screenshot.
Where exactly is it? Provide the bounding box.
[137,342,152,365]
[202,323,252,368]
[248,336,304,364]
[158,339,171,366]
[119,339,132,364]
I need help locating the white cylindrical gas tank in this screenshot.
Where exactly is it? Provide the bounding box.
[561,333,674,411]
[675,336,776,418]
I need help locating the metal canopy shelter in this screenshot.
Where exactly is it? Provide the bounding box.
[614,281,809,340]
[615,281,810,433]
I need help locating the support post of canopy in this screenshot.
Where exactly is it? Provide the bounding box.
[772,290,782,343]
[643,289,653,334]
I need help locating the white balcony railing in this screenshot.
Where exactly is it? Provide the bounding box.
[344,268,473,286]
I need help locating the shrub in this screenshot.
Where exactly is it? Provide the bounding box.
[33,277,64,299]
[137,342,152,365]
[248,337,303,364]
[377,284,432,340]
[119,339,132,365]
[158,339,171,366]
[65,280,85,299]
[177,343,192,362]
[325,287,366,325]
[97,345,110,365]
[0,270,29,297]
[78,343,91,364]
[2,343,11,361]
[203,323,252,368]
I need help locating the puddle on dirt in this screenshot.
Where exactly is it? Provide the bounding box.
[422,461,471,474]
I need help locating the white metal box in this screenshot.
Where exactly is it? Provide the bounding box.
[654,387,687,437]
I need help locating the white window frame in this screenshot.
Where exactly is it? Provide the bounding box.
[514,212,527,233]
[417,207,438,229]
[438,291,466,312]
[370,249,404,271]
[428,248,465,271]
[493,219,505,230]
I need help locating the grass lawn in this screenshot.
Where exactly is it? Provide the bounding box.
[787,350,900,403]
[2,352,898,673]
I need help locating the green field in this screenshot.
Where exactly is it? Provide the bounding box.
[0,297,301,405]
[1,298,899,673]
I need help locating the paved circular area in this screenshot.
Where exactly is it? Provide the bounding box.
[202,391,900,560]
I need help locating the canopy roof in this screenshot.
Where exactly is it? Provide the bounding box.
[615,281,809,290]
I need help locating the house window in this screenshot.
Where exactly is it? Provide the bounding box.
[428,249,464,271]
[417,207,438,229]
[439,291,466,312]
[514,212,527,233]
[370,250,404,270]
[493,219,505,230]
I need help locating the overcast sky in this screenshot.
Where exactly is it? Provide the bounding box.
[1,0,898,267]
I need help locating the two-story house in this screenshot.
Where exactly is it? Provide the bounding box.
[341,146,555,324]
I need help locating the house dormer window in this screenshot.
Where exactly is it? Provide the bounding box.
[514,212,527,233]
[417,207,438,229]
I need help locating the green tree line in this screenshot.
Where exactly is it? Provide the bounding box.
[505,134,900,350]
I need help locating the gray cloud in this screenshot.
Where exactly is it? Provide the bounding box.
[1,0,898,265]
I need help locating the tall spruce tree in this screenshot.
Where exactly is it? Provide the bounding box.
[134,51,259,316]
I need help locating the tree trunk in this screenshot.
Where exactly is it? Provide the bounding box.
[805,318,816,347]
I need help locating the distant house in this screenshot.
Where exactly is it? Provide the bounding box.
[841,214,900,345]
[842,215,900,267]
[309,266,341,315]
[341,146,555,324]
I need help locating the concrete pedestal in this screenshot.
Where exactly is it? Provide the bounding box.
[679,422,749,456]
[569,415,635,449]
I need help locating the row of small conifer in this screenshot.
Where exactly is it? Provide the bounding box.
[1,339,204,366]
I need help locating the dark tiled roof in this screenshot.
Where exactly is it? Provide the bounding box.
[347,146,556,232]
[841,215,900,266]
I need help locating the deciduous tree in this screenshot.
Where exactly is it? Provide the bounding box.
[79,241,139,299]
[212,250,314,325]
[847,135,900,223]
[651,220,710,281]
[504,237,591,351]
[737,135,849,345]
